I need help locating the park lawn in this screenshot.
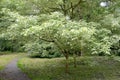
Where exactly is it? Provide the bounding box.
[0,52,23,70]
[18,56,120,80]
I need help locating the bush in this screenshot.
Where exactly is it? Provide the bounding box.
[24,41,62,58]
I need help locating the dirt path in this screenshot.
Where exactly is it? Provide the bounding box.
[0,58,31,80]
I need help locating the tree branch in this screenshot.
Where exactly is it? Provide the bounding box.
[39,37,54,42]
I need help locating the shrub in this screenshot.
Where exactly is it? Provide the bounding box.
[24,41,62,58]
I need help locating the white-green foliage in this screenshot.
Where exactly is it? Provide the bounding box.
[101,14,120,34]
[0,8,62,57]
[91,28,112,55]
[23,12,98,55]
[0,8,38,40]
[100,13,120,55]
[1,7,120,56]
[0,8,27,51]
[90,12,120,55]
[24,41,61,58]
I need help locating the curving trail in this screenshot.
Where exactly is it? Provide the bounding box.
[0,58,31,80]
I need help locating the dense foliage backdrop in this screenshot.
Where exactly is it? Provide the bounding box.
[0,0,120,57]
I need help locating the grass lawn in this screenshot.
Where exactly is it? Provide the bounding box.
[0,52,23,70]
[18,56,120,80]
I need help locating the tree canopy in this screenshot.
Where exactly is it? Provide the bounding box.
[0,0,120,61]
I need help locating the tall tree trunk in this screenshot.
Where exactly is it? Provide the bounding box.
[65,52,69,73]
[81,40,83,56]
[73,53,77,68]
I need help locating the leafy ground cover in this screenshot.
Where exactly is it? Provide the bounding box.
[18,56,120,80]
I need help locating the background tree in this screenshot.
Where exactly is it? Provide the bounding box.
[1,0,120,73]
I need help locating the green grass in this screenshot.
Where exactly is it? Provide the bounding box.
[0,51,13,55]
[18,56,120,80]
[0,52,24,70]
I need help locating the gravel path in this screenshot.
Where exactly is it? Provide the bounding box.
[0,58,31,80]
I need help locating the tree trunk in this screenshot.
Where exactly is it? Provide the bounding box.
[65,52,69,73]
[73,53,77,68]
[81,40,83,56]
